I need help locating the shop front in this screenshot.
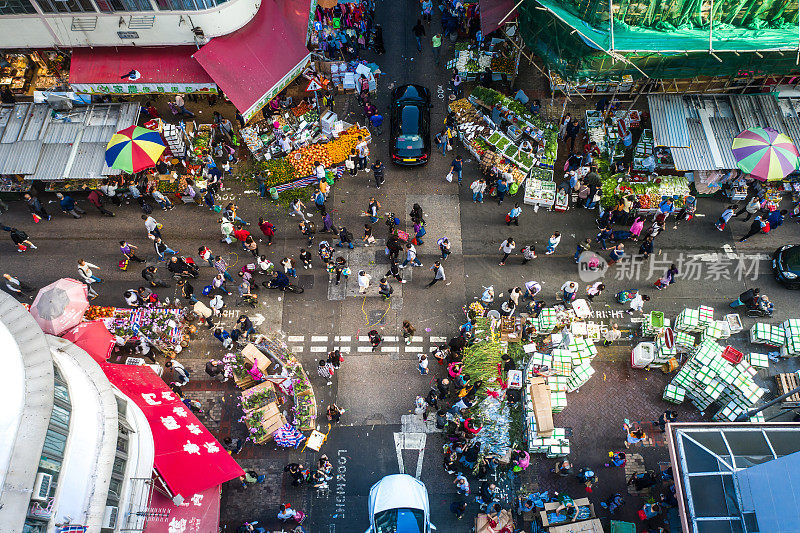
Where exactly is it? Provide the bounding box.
[1,50,70,98]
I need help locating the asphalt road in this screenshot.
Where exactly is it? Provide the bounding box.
[3,0,800,529]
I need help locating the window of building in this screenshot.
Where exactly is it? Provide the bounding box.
[154,0,226,10]
[95,0,153,12]
[35,0,96,12]
[0,0,37,14]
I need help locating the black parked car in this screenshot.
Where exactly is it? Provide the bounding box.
[390,84,431,166]
[772,244,800,289]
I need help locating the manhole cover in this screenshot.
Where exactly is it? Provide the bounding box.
[368,310,386,325]
[299,274,314,288]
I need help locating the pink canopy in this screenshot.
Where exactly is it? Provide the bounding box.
[193,0,311,121]
[62,320,115,363]
[29,278,89,335]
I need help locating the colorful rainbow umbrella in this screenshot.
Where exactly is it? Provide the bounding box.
[105,125,166,173]
[731,127,799,181]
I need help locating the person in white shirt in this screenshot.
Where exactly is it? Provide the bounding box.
[77,259,101,299]
[627,293,650,314]
[603,323,622,346]
[356,136,369,170]
[499,237,515,266]
[165,360,189,386]
[587,282,605,302]
[315,162,326,181]
[470,179,486,203]
[279,136,292,153]
[357,270,372,294]
[401,243,422,268]
[524,281,541,300]
[142,214,161,239]
[545,232,561,254]
[209,294,224,315]
[560,281,578,302]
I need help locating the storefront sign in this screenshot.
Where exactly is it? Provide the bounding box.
[71,83,217,95]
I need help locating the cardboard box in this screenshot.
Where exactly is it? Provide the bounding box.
[241,343,272,375]
[540,498,594,527]
[529,377,554,435]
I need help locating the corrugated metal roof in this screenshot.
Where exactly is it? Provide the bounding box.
[67,143,111,179]
[708,116,739,170]
[729,94,785,133]
[28,144,72,181]
[671,121,716,172]
[0,140,43,174]
[41,121,81,144]
[0,103,33,143]
[648,94,690,148]
[81,125,117,143]
[783,116,800,147]
[19,104,50,141]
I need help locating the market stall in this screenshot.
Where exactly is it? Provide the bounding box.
[599,175,691,212]
[225,335,319,444]
[86,306,188,359]
[1,50,70,97]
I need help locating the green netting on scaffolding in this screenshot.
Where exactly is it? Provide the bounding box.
[518,0,800,81]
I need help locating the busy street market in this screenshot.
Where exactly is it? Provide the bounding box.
[2,0,800,532]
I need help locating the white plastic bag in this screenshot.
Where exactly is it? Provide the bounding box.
[445,172,453,183]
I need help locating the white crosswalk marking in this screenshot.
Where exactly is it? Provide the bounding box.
[358,336,370,342]
[431,336,447,343]
[381,346,398,353]
[383,336,399,342]
[291,346,304,353]
[335,336,351,342]
[311,335,329,342]
[405,346,423,352]
[310,346,327,352]
[339,346,351,353]
[357,346,373,352]
[410,336,423,343]
[288,335,305,342]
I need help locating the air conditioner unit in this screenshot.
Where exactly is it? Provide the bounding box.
[102,506,118,529]
[31,472,52,501]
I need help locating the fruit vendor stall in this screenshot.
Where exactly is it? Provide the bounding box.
[599,175,691,213]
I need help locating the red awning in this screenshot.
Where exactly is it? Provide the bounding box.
[102,364,244,498]
[193,0,311,120]
[70,46,214,85]
[61,320,114,363]
[480,0,519,35]
[144,483,222,533]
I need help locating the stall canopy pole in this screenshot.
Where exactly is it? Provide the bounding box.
[609,0,615,53]
[499,0,525,26]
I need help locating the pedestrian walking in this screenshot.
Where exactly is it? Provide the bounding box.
[454,474,470,495]
[333,257,349,285]
[438,237,451,260]
[77,259,101,299]
[142,214,161,239]
[357,270,372,293]
[258,217,275,246]
[289,199,308,222]
[499,237,515,265]
[496,177,509,204]
[142,265,170,288]
[586,282,605,302]
[413,220,426,245]
[366,197,381,223]
[214,255,235,282]
[412,19,426,52]
[561,281,579,303]
[386,260,406,284]
[417,353,429,375]
[369,113,384,135]
[653,410,678,432]
[336,226,354,249]
[87,189,114,217]
[154,237,178,261]
[426,261,446,288]
[362,223,376,246]
[372,160,385,188]
[450,501,467,520]
[356,136,369,170]
[212,273,232,296]
[401,243,423,268]
[626,293,650,314]
[654,264,679,290]
[119,240,145,264]
[603,323,621,346]
[23,193,50,222]
[470,178,486,203]
[346,149,358,176]
[300,248,312,269]
[564,117,581,152]
[432,33,442,64]
[3,273,35,300]
[506,203,522,226]
[736,196,761,221]
[574,238,591,263]
[177,279,198,304]
[318,359,335,385]
[282,257,297,278]
[715,205,736,231]
[175,94,194,117]
[545,232,561,255]
[402,320,416,345]
[608,243,625,265]
[449,155,463,186]
[2,226,36,252]
[299,219,315,247]
[739,216,767,242]
[378,277,393,299]
[56,193,85,218]
[368,329,383,351]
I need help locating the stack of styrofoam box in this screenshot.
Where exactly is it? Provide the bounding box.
[550,391,567,413]
[537,308,558,332]
[566,362,595,392]
[663,383,686,403]
[530,352,553,369]
[702,320,730,342]
[699,305,715,326]
[568,337,598,365]
[527,419,570,456]
[747,352,769,369]
[653,335,677,364]
[782,319,800,356]
[675,308,704,333]
[674,330,696,350]
[551,349,573,377]
[548,375,568,392]
[642,315,671,337]
[749,322,785,346]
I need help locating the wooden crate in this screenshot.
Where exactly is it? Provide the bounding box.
[776,373,800,406]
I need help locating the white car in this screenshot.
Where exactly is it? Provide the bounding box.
[366,474,437,533]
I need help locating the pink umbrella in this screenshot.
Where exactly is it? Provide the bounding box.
[30,278,89,335]
[62,320,115,363]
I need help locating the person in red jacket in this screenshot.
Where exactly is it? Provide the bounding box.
[87,189,114,217]
[258,217,275,246]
